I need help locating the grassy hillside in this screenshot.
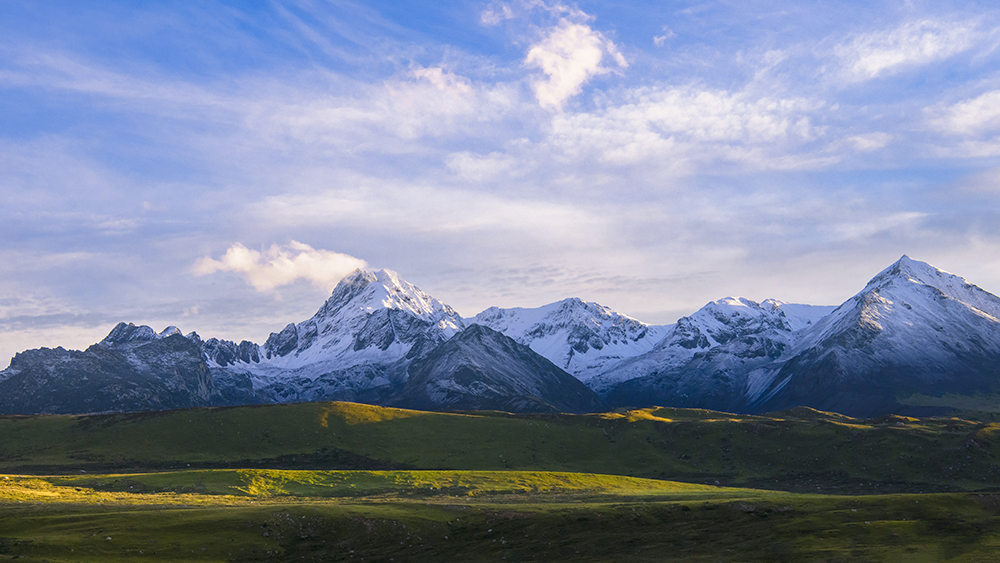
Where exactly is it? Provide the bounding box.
[3,402,1000,561]
[2,469,1000,562]
[1,402,998,493]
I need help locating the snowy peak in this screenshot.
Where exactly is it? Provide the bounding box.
[591,294,837,398]
[259,268,466,372]
[760,300,832,332]
[747,255,1000,416]
[470,297,668,381]
[673,297,794,349]
[100,322,183,348]
[860,255,1000,321]
[800,255,1000,350]
[474,297,651,336]
[316,269,463,332]
[864,255,948,289]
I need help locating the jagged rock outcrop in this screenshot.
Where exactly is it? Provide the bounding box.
[0,324,218,414]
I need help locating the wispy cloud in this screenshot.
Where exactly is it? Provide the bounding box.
[653,26,676,47]
[481,2,515,26]
[193,242,367,291]
[844,132,893,152]
[927,90,1000,136]
[836,19,983,81]
[539,85,826,171]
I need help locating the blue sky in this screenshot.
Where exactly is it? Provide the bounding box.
[3,0,1000,363]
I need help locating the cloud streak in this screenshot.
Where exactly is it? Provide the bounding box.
[836,19,983,80]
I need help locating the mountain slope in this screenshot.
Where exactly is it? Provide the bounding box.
[389,324,606,413]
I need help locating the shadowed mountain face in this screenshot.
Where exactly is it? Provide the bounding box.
[0,329,217,415]
[389,324,606,414]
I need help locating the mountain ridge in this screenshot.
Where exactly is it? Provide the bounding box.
[2,255,999,418]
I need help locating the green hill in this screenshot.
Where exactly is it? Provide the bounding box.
[2,401,999,493]
[3,402,1000,561]
[2,468,1000,562]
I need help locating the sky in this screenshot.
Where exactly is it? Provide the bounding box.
[2,0,1000,365]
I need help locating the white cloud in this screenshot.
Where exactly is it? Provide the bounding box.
[927,90,1000,136]
[525,19,627,109]
[846,132,892,151]
[653,26,676,47]
[933,139,1000,158]
[831,211,927,241]
[541,86,825,170]
[193,241,367,291]
[481,3,515,26]
[446,151,516,180]
[837,19,981,80]
[412,66,473,96]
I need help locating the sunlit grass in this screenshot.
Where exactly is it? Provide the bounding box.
[1,469,999,561]
[2,403,1000,560]
[2,401,999,495]
[4,469,775,506]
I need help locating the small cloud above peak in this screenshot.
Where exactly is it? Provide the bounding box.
[193,242,367,292]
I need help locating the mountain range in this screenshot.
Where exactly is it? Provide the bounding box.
[2,256,999,417]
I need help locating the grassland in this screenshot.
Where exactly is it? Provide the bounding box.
[1,402,999,561]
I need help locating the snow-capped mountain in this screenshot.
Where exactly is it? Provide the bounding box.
[205,269,468,401]
[748,255,1000,416]
[261,269,464,366]
[4,256,1000,418]
[603,256,1000,417]
[598,297,835,409]
[471,298,669,382]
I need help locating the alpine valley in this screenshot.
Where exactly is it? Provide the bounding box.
[3,256,1000,418]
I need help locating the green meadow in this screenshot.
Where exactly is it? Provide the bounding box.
[1,402,1000,561]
